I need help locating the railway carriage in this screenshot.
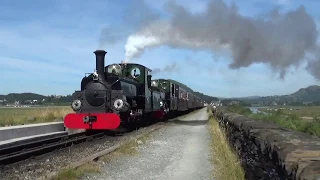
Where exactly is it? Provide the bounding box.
[151,79,204,117]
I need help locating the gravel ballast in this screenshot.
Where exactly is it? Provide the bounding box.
[82,108,213,180]
[0,122,165,180]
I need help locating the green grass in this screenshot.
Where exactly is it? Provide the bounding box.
[54,163,100,180]
[258,106,320,118]
[227,105,320,137]
[0,106,73,126]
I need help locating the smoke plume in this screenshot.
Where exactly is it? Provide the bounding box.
[98,0,160,49]
[124,0,320,79]
[152,62,178,74]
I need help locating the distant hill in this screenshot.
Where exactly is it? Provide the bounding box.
[168,79,194,92]
[220,99,250,106]
[235,85,320,106]
[0,93,46,103]
[193,91,219,103]
[289,85,320,101]
[168,79,219,103]
[0,80,219,105]
[0,93,72,105]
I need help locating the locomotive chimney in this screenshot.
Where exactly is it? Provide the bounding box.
[93,50,107,78]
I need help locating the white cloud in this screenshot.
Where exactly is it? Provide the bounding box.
[0,57,83,76]
[196,61,318,97]
[0,21,127,72]
[0,56,83,95]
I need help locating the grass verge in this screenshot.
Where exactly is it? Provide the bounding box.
[53,163,100,180]
[52,133,153,180]
[0,106,72,126]
[208,108,245,180]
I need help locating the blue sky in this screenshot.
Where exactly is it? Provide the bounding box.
[0,0,319,98]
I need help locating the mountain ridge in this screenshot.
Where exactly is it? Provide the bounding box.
[236,85,320,105]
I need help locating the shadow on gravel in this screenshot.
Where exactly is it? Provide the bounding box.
[168,120,208,126]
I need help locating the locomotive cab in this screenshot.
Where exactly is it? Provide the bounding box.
[106,63,153,109]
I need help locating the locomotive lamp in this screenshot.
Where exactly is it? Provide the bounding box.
[71,99,82,111]
[92,70,99,81]
[151,80,159,87]
[160,101,164,107]
[113,99,124,110]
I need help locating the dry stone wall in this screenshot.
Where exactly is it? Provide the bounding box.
[212,108,320,180]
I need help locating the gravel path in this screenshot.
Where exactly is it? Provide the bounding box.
[83,108,213,180]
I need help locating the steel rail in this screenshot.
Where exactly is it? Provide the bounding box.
[0,132,86,157]
[0,132,106,165]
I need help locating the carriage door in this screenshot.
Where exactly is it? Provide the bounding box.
[175,84,180,97]
[175,85,181,111]
[171,83,177,110]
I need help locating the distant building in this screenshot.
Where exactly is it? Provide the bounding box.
[303,102,312,106]
[24,100,38,104]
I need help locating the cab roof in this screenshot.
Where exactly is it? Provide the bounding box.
[120,63,152,72]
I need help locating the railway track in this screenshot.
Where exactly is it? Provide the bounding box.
[0,131,109,166]
[0,112,188,166]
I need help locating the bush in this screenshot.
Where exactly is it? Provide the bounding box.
[227,105,252,116]
[226,105,320,137]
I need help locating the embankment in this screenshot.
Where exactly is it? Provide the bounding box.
[211,107,320,180]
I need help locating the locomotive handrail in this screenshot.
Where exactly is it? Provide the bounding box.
[110,79,121,87]
[84,73,93,77]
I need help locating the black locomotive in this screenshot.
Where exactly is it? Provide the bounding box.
[64,50,204,131]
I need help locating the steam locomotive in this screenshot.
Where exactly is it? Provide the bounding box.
[64,50,204,131]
